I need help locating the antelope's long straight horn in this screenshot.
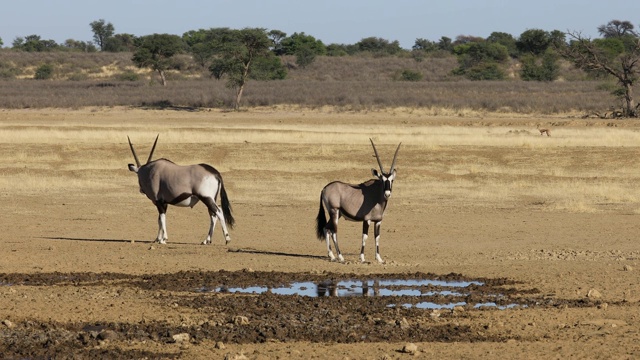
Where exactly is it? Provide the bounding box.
[369,138,385,173]
[146,134,159,164]
[389,143,401,173]
[127,136,141,168]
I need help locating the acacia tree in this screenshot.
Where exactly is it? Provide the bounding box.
[560,20,640,117]
[132,34,184,86]
[90,19,115,51]
[208,28,274,110]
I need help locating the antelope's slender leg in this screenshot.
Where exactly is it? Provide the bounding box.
[215,207,231,245]
[324,229,336,261]
[204,212,218,245]
[374,221,383,263]
[329,208,344,262]
[201,197,230,245]
[155,202,168,244]
[360,220,370,262]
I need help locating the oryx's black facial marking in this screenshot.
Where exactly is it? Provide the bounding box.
[315,139,400,263]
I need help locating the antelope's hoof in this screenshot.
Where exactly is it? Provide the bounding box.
[225,239,231,246]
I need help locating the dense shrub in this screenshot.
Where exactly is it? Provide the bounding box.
[34,63,55,79]
[520,52,559,81]
[398,69,423,81]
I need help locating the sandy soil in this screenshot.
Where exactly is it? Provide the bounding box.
[1,107,640,359]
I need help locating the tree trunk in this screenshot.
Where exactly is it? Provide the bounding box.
[234,84,245,111]
[624,82,636,117]
[233,63,251,110]
[158,70,167,86]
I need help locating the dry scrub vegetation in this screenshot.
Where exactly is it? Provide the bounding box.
[0,51,634,113]
[2,108,640,216]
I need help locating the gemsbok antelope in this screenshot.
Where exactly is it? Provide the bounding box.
[315,139,401,263]
[127,135,234,245]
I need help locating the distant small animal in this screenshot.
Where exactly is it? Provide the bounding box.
[127,135,234,245]
[537,126,551,136]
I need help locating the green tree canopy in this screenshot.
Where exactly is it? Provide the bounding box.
[520,51,559,81]
[356,37,402,55]
[132,33,185,86]
[516,29,552,55]
[63,39,97,52]
[90,19,115,51]
[104,33,137,52]
[268,29,287,56]
[486,32,517,57]
[280,32,326,56]
[560,20,640,117]
[453,42,509,80]
[208,28,286,110]
[12,35,59,52]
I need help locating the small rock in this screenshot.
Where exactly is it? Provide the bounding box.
[2,319,15,329]
[453,306,466,313]
[401,343,418,354]
[148,245,155,250]
[598,302,609,310]
[587,289,602,299]
[233,316,250,325]
[215,341,226,349]
[172,333,190,343]
[623,265,633,271]
[97,330,119,341]
[398,317,410,330]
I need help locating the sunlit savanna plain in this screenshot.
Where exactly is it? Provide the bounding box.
[1,107,640,358]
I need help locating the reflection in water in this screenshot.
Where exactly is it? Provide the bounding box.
[203,277,528,311]
[213,278,480,297]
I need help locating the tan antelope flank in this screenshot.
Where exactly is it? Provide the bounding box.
[127,135,234,245]
[537,125,551,136]
[315,139,401,263]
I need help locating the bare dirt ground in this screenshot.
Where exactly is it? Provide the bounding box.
[1,107,640,359]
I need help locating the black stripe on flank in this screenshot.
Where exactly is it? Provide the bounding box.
[169,193,193,205]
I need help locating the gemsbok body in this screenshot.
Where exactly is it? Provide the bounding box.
[316,139,401,263]
[127,135,234,245]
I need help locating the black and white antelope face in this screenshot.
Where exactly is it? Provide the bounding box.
[372,168,396,199]
[370,139,400,199]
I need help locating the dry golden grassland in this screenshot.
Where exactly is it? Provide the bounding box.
[1,107,640,216]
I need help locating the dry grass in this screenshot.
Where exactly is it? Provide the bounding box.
[2,108,640,215]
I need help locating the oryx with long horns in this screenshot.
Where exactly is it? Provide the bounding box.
[127,135,234,245]
[316,139,401,263]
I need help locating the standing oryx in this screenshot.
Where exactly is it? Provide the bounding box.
[127,135,234,245]
[315,139,401,263]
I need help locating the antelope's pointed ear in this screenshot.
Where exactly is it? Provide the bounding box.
[372,168,380,177]
[128,164,138,173]
[390,169,397,180]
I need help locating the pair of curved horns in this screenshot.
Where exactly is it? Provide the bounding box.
[128,134,159,168]
[370,138,401,174]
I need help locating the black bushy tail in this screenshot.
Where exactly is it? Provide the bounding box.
[315,195,326,240]
[220,182,235,229]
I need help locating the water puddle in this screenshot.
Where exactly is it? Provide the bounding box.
[198,278,523,310]
[208,279,481,297]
